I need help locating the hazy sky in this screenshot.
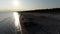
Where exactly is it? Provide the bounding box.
[0,0,60,11]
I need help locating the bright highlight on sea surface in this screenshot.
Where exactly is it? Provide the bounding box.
[13,12,20,27]
[13,12,22,32]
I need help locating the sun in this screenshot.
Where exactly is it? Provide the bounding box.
[12,0,19,7]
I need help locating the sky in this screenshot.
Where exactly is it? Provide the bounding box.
[0,0,60,11]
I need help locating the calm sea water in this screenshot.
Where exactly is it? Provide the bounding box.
[0,12,20,34]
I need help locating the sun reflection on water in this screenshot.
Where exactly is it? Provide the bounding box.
[13,12,22,32]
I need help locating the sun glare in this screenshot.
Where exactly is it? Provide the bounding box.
[12,0,19,7]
